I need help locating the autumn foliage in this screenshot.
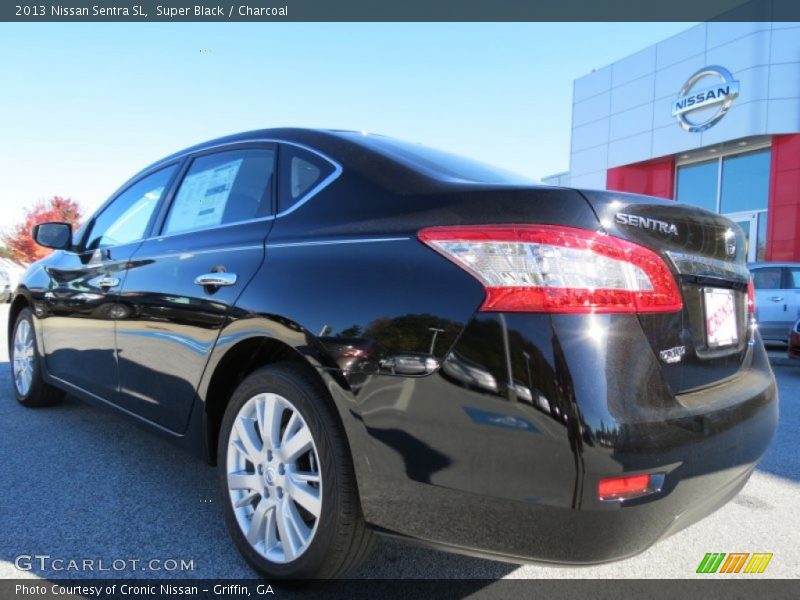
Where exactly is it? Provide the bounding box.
[2,196,82,264]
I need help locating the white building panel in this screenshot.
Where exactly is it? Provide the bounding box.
[610,74,655,114]
[558,21,800,189]
[572,118,610,152]
[609,103,654,142]
[572,92,611,127]
[612,46,656,87]
[655,24,706,70]
[573,65,612,103]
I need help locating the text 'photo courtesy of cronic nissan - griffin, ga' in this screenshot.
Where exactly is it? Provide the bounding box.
[7,128,778,579]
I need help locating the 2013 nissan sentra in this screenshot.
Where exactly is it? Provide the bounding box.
[8,128,778,578]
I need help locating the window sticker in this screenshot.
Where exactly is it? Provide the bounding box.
[169,159,243,232]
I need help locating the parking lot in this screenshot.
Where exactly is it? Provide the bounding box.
[1,302,798,579]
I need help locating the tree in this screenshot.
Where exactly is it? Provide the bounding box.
[2,196,82,264]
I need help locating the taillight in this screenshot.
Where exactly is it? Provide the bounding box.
[418,225,683,314]
[747,278,756,314]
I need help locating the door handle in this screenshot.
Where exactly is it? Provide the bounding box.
[97,276,120,289]
[194,273,238,287]
[769,296,784,302]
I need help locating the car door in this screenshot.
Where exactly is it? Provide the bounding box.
[784,265,800,335]
[113,144,276,432]
[751,265,790,342]
[39,165,178,398]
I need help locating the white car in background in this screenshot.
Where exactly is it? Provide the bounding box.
[0,268,11,303]
[749,262,800,344]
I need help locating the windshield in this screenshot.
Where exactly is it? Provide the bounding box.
[339,133,537,186]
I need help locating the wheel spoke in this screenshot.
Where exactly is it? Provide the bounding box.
[287,479,321,517]
[234,417,263,461]
[234,490,260,508]
[228,470,261,491]
[282,423,312,462]
[246,498,273,547]
[257,394,283,449]
[290,470,321,484]
[275,500,298,561]
[285,497,312,542]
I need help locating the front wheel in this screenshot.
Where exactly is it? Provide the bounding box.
[10,308,64,407]
[218,363,374,579]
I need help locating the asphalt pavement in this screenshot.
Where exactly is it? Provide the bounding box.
[0,303,798,579]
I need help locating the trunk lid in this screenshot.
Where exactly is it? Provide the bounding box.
[578,189,751,395]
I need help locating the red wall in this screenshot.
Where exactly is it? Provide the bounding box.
[766,134,800,262]
[606,157,675,199]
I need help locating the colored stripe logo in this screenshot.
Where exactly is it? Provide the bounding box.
[697,553,773,574]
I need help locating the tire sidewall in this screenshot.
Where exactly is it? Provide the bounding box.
[217,365,345,579]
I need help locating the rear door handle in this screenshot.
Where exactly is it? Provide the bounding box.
[770,296,784,301]
[97,276,120,289]
[194,273,238,287]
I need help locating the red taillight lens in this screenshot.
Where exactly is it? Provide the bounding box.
[747,278,756,314]
[418,225,683,314]
[598,474,651,501]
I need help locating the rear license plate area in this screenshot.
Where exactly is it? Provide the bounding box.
[704,287,738,348]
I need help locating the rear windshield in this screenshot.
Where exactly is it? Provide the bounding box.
[339,133,536,186]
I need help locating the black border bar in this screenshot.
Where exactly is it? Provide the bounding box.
[3,0,800,22]
[3,579,800,600]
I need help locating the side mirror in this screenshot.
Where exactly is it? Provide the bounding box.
[32,222,72,250]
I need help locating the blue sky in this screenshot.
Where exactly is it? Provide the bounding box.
[0,23,692,225]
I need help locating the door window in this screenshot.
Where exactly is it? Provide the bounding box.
[752,267,783,290]
[84,165,177,250]
[163,148,275,235]
[277,145,336,214]
[787,267,800,289]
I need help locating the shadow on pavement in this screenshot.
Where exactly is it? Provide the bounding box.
[0,356,515,580]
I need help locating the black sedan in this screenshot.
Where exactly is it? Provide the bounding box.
[8,128,778,579]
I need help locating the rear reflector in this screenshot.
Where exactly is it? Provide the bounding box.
[418,225,683,314]
[598,474,652,501]
[747,278,756,315]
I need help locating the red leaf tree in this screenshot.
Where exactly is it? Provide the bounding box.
[2,196,82,264]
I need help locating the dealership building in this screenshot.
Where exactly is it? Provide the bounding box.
[543,21,800,262]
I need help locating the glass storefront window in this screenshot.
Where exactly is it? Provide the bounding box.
[676,159,718,212]
[720,149,771,213]
[757,211,768,262]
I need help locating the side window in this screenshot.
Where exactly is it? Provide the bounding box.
[277,145,336,214]
[752,267,783,290]
[787,267,800,290]
[163,148,275,236]
[84,165,177,250]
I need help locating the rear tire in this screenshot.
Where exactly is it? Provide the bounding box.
[218,363,374,579]
[10,308,64,407]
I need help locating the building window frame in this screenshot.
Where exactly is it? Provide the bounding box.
[674,139,772,214]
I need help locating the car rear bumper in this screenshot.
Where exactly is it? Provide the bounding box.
[339,312,778,564]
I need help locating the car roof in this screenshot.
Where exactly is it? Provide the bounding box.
[129,127,542,196]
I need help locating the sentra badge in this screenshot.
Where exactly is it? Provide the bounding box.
[615,213,679,237]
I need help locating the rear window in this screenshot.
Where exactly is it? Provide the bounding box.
[340,133,535,186]
[277,145,336,214]
[752,267,783,290]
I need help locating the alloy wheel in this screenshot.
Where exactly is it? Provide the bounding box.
[12,319,34,396]
[226,392,322,564]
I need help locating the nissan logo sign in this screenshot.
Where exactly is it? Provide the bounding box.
[672,66,740,133]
